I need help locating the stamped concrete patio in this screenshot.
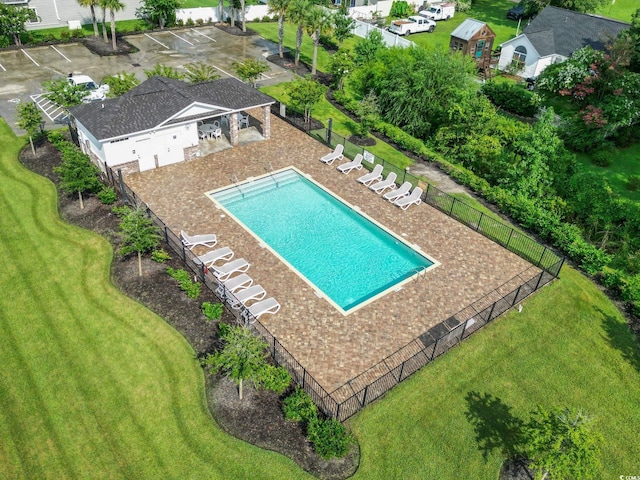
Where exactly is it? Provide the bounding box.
[124,110,539,396]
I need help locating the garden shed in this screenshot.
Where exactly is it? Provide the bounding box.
[449,18,496,63]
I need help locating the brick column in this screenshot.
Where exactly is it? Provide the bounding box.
[230,113,239,146]
[262,105,271,140]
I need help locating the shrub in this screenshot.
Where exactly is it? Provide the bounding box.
[166,267,201,299]
[195,18,204,26]
[319,34,338,51]
[177,18,185,26]
[261,15,272,22]
[283,387,317,423]
[590,142,614,167]
[626,175,640,191]
[97,186,117,204]
[201,301,223,321]
[389,0,411,17]
[60,30,71,40]
[307,417,352,459]
[258,365,291,393]
[151,249,171,263]
[481,82,540,117]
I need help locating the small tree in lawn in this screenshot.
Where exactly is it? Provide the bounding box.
[332,9,354,48]
[15,101,43,156]
[524,406,603,480]
[43,78,87,108]
[0,4,32,46]
[117,206,161,277]
[284,75,325,126]
[203,323,290,400]
[232,58,270,88]
[54,148,101,210]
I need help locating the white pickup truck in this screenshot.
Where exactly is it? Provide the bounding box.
[67,74,110,103]
[419,2,455,21]
[388,15,436,36]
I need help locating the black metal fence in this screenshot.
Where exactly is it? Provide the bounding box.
[102,106,564,421]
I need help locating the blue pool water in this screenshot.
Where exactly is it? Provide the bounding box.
[210,169,434,312]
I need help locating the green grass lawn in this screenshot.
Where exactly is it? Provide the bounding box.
[596,0,637,22]
[350,266,640,479]
[0,121,309,480]
[577,142,640,202]
[2,119,640,478]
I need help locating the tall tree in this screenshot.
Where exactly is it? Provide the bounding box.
[627,8,640,73]
[15,101,43,156]
[305,5,332,75]
[524,406,603,480]
[77,0,100,37]
[233,58,269,87]
[136,0,180,29]
[0,4,32,46]
[287,0,309,67]
[99,0,109,43]
[526,0,608,13]
[268,0,290,58]
[284,75,325,124]
[105,0,125,51]
[332,9,354,47]
[53,148,101,210]
[203,324,290,400]
[117,206,161,277]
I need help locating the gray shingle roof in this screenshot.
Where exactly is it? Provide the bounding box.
[69,76,275,141]
[522,6,630,57]
[450,18,489,41]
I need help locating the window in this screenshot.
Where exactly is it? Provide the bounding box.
[512,45,527,70]
[27,8,40,24]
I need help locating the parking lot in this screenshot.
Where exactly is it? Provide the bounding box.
[0,26,294,133]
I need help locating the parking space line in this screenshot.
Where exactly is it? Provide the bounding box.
[50,45,72,62]
[144,33,169,49]
[0,63,5,72]
[169,31,194,46]
[191,28,217,42]
[21,49,40,67]
[210,64,239,81]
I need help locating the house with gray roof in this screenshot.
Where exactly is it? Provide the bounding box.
[498,6,630,79]
[69,76,275,173]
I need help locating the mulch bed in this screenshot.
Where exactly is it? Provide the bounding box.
[81,35,139,57]
[18,136,359,480]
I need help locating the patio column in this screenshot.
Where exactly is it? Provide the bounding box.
[230,113,239,147]
[262,105,271,140]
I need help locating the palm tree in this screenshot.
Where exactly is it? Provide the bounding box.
[268,0,290,58]
[287,0,309,67]
[99,0,108,43]
[77,0,100,37]
[104,0,125,50]
[305,6,332,75]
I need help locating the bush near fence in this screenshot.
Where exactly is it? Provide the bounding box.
[101,104,563,420]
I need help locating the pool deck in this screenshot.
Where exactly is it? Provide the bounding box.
[124,110,540,396]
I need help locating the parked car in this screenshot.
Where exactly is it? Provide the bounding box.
[67,73,110,103]
[506,4,526,20]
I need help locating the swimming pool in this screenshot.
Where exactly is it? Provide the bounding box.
[209,168,437,313]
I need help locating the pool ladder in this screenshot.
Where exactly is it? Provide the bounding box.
[265,162,280,187]
[230,173,245,198]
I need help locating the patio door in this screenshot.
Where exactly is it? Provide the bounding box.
[136,138,155,172]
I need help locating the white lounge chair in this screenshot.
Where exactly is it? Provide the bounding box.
[320,144,344,165]
[357,164,383,186]
[193,247,234,268]
[229,285,267,310]
[215,273,253,297]
[369,172,398,194]
[210,258,250,281]
[394,187,423,210]
[337,154,364,174]
[241,297,281,323]
[180,230,218,250]
[383,181,413,202]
